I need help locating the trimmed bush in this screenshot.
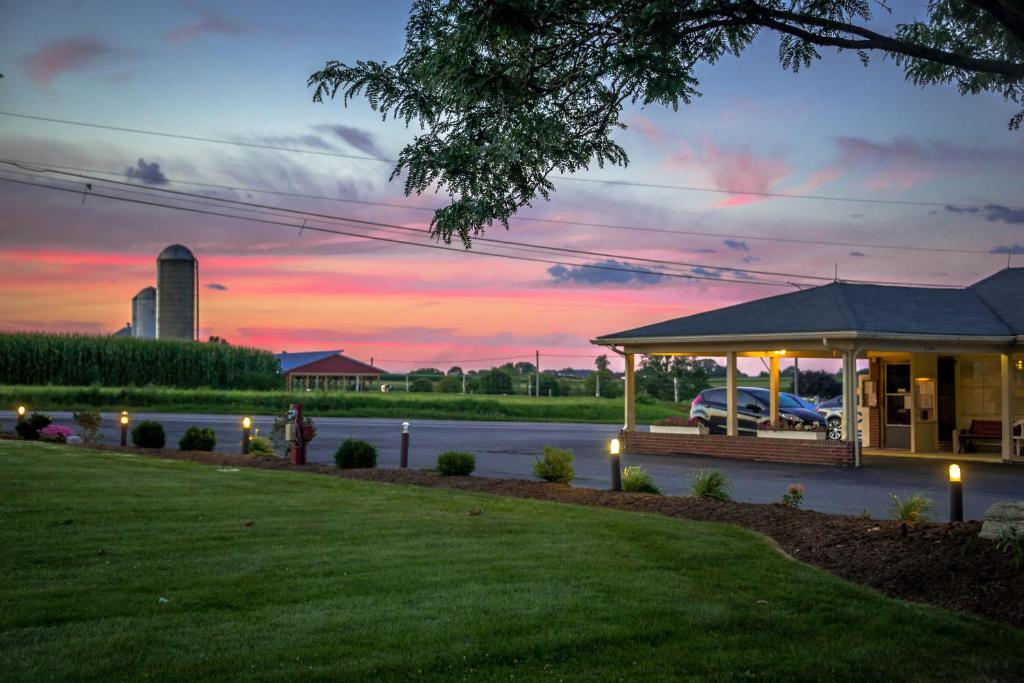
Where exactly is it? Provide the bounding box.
[179,426,216,451]
[691,469,731,501]
[889,492,933,523]
[409,377,434,392]
[533,446,575,484]
[335,438,378,469]
[247,436,275,457]
[16,412,52,440]
[131,420,166,449]
[436,451,476,476]
[621,465,660,494]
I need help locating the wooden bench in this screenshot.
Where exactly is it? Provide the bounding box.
[956,419,1003,454]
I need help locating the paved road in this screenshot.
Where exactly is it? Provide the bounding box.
[38,411,1024,521]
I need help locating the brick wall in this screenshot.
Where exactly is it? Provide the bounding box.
[622,430,855,466]
[868,358,882,449]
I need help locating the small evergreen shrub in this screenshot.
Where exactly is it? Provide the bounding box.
[131,420,166,448]
[73,410,102,445]
[533,446,575,483]
[179,426,216,451]
[691,469,731,501]
[436,451,476,476]
[335,438,378,469]
[621,465,660,494]
[889,492,933,523]
[996,527,1023,569]
[247,436,275,457]
[780,483,804,508]
[16,412,52,440]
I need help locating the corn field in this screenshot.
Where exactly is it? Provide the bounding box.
[0,333,281,389]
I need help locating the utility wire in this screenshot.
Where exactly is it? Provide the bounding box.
[0,174,796,287]
[3,110,1020,211]
[2,161,963,288]
[0,158,1000,257]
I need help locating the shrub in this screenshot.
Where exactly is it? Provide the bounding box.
[15,412,52,440]
[39,424,75,443]
[73,410,102,445]
[995,526,1023,569]
[247,436,276,457]
[179,426,216,451]
[780,483,804,508]
[409,377,434,392]
[533,446,575,483]
[478,369,514,394]
[335,438,378,469]
[436,450,476,476]
[621,465,660,494]
[435,376,462,393]
[691,469,731,501]
[131,420,166,448]
[889,492,933,523]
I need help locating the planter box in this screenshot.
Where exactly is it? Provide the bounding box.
[757,430,826,441]
[650,425,709,435]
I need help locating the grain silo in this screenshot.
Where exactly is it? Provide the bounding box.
[131,286,156,339]
[156,244,198,341]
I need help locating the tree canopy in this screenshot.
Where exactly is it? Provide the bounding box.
[310,0,1024,246]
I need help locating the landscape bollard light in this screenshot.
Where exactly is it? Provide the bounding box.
[400,421,410,468]
[16,405,26,422]
[949,463,963,523]
[119,411,129,447]
[610,437,622,492]
[242,416,252,454]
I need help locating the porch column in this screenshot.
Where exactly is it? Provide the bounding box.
[623,352,636,430]
[841,351,855,443]
[1001,353,1012,461]
[769,355,780,425]
[726,351,738,436]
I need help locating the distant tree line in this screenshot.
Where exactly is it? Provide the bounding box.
[0,332,281,389]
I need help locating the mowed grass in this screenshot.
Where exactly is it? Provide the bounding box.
[2,443,1022,682]
[0,384,685,424]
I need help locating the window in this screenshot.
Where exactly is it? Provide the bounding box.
[960,357,1001,416]
[704,388,725,405]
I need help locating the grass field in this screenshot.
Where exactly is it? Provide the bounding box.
[0,385,686,424]
[2,441,1022,681]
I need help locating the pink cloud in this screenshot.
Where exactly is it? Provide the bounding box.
[628,114,663,143]
[667,141,789,207]
[21,37,117,86]
[167,11,248,43]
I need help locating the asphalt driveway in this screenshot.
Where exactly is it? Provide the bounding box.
[37,411,1024,520]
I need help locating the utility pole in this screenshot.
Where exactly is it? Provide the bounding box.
[673,376,679,403]
[793,358,800,395]
[461,373,466,394]
[596,371,601,398]
[535,350,540,398]
[405,374,410,392]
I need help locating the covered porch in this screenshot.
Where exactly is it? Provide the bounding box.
[594,269,1024,467]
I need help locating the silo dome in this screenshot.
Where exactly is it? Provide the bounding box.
[131,286,156,339]
[156,244,197,341]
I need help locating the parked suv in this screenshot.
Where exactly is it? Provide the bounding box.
[690,387,827,436]
[815,396,843,440]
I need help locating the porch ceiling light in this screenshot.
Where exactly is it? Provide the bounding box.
[948,464,961,483]
[772,349,787,356]
[1016,359,1023,371]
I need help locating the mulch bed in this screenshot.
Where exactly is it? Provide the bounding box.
[79,445,1024,629]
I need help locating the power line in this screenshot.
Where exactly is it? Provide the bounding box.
[0,111,391,163]
[2,161,964,288]
[0,174,795,287]
[0,158,1000,257]
[4,110,1020,211]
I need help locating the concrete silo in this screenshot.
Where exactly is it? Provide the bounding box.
[131,286,156,339]
[156,244,198,341]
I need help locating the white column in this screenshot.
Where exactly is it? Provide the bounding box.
[769,355,780,425]
[842,351,855,443]
[623,352,636,431]
[1001,353,1012,461]
[726,351,738,436]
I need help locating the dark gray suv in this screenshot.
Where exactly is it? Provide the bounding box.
[689,387,828,436]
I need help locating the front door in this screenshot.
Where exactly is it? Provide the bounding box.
[884,362,912,449]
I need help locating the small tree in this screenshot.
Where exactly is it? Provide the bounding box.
[595,354,609,372]
[446,366,463,376]
[798,370,842,399]
[478,368,514,394]
[435,375,462,393]
[409,377,434,392]
[73,410,102,445]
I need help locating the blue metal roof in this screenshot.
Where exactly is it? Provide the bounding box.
[597,269,1024,341]
[274,350,342,373]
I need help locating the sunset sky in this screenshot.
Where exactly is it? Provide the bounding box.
[1,1,1023,373]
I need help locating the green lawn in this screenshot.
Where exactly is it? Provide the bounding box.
[2,442,1021,681]
[0,385,685,424]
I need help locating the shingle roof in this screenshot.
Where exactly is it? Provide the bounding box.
[275,350,342,373]
[596,269,1024,342]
